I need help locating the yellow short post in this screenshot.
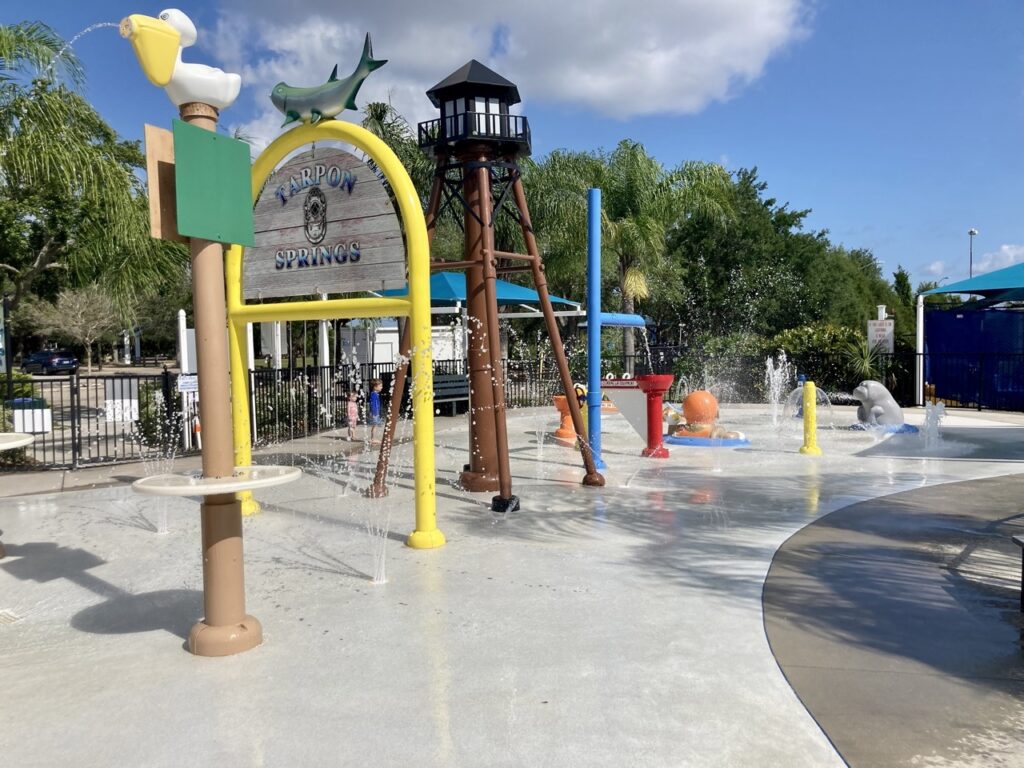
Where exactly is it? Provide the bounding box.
[800,381,823,456]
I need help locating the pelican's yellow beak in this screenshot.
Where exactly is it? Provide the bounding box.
[119,14,180,87]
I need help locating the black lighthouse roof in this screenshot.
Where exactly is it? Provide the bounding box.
[426,59,521,107]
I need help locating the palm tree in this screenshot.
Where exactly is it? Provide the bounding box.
[0,21,83,86]
[0,21,186,316]
[361,100,435,198]
[527,141,733,372]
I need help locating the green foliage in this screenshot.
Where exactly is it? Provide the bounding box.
[770,323,862,358]
[0,23,189,323]
[0,21,84,86]
[360,101,435,200]
[841,335,883,381]
[253,380,310,446]
[893,265,914,308]
[2,370,36,399]
[16,284,119,372]
[917,280,963,309]
[134,383,179,454]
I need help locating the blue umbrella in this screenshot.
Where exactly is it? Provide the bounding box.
[380,271,580,308]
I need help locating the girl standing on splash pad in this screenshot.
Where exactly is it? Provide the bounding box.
[347,391,359,441]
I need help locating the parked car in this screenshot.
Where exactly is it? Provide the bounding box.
[20,350,79,375]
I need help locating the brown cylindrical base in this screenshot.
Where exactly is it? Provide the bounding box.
[190,496,261,657]
[189,614,262,657]
[582,472,606,487]
[459,469,499,493]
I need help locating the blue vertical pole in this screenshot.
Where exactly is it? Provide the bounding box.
[587,188,606,469]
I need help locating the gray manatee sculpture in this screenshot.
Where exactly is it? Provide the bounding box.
[852,380,904,427]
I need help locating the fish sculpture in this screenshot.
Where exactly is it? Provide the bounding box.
[271,34,386,126]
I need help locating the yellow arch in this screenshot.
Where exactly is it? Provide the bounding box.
[225,121,444,550]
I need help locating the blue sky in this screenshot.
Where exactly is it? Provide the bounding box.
[5,0,1023,289]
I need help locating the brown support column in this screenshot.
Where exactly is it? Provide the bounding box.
[475,162,516,508]
[511,176,604,486]
[368,167,445,497]
[423,160,445,238]
[179,101,262,656]
[367,320,411,497]
[458,156,499,492]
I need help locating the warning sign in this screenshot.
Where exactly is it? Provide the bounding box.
[867,319,895,353]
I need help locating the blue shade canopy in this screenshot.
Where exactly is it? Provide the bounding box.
[380,271,580,308]
[923,262,1024,296]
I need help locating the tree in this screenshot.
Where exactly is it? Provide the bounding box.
[892,265,913,308]
[360,100,436,200]
[19,283,119,371]
[916,280,962,309]
[527,141,733,370]
[0,22,188,316]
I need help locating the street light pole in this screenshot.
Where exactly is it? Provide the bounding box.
[968,228,978,278]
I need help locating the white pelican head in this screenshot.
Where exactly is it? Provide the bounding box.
[158,8,197,48]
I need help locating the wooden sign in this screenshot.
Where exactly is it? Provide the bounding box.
[242,148,406,299]
[143,124,186,243]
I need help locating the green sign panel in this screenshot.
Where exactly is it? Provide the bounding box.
[172,119,255,246]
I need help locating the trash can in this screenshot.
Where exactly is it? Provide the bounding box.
[5,397,46,409]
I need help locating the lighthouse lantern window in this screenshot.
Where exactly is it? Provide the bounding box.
[421,60,529,154]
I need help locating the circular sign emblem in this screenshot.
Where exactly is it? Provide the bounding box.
[304,186,327,245]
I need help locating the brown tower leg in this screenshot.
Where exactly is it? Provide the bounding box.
[474,163,518,511]
[368,172,448,498]
[511,176,604,486]
[458,159,499,492]
[367,320,411,498]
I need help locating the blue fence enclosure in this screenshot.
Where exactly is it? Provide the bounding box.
[925,307,1024,411]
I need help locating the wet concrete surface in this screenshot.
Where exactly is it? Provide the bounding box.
[1,406,1023,766]
[764,475,1024,767]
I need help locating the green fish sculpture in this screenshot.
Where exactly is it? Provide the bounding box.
[270,34,386,126]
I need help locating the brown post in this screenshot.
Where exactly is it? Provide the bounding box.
[368,169,446,497]
[458,154,499,492]
[511,175,604,486]
[367,320,411,497]
[179,101,262,656]
[475,162,515,504]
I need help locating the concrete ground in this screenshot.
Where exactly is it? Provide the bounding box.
[764,474,1024,767]
[1,405,1023,767]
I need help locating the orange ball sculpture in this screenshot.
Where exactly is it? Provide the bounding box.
[682,390,719,426]
[670,390,744,441]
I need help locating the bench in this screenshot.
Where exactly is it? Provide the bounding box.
[134,355,171,367]
[1014,535,1024,612]
[433,373,470,417]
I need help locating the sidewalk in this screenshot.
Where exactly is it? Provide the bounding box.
[0,414,468,499]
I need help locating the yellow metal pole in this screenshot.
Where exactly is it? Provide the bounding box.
[224,121,443,548]
[225,242,259,515]
[231,297,411,323]
[799,381,823,456]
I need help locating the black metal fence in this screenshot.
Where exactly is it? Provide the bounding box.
[1,369,200,470]
[5,350,1022,470]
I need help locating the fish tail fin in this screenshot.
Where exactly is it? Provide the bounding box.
[361,33,387,72]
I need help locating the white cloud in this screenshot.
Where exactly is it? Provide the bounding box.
[973,244,1024,275]
[205,0,810,149]
[924,260,946,276]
